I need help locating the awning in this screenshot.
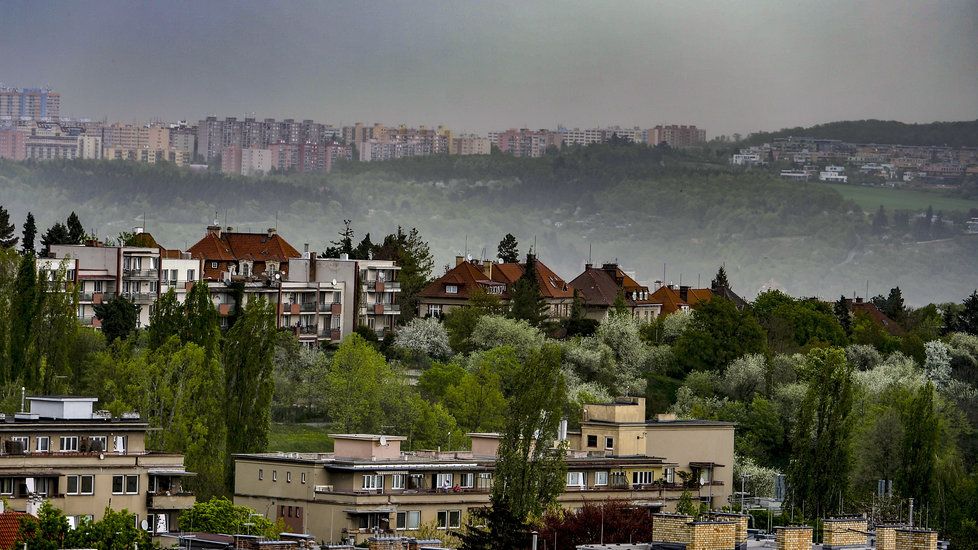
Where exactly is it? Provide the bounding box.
[344,508,394,514]
[148,469,197,476]
[690,461,725,468]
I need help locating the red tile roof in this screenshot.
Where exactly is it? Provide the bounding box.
[419,261,503,300]
[569,264,654,308]
[419,257,573,301]
[0,511,29,549]
[846,299,906,336]
[189,230,301,263]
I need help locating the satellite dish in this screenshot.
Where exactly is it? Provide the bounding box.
[140,519,149,530]
[274,272,282,281]
[379,435,388,446]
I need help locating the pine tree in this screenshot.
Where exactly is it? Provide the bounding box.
[611,289,629,317]
[21,212,36,255]
[0,205,17,248]
[353,232,374,260]
[66,212,85,244]
[39,222,70,257]
[331,219,355,257]
[834,295,852,336]
[497,233,519,263]
[508,254,547,326]
[957,290,978,335]
[711,265,730,290]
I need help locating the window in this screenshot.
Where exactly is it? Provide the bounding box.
[300,472,306,484]
[362,474,383,491]
[605,436,614,450]
[664,467,675,484]
[258,469,263,480]
[435,473,453,490]
[36,436,50,453]
[427,304,442,317]
[89,436,107,452]
[80,475,94,494]
[211,261,218,269]
[392,474,404,490]
[286,472,292,483]
[10,436,28,453]
[445,284,458,294]
[595,471,609,486]
[0,479,13,495]
[586,435,597,448]
[460,473,474,488]
[566,471,585,487]
[632,471,655,485]
[67,475,93,495]
[60,436,79,452]
[113,475,138,494]
[396,510,421,530]
[187,269,196,281]
[272,470,277,482]
[113,435,127,454]
[68,475,79,494]
[93,280,104,293]
[437,510,462,529]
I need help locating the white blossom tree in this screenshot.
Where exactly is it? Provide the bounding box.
[394,317,452,359]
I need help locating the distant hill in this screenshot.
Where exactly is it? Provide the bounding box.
[744,119,978,148]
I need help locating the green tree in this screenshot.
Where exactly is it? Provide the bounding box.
[180,280,222,357]
[39,221,70,256]
[611,289,629,317]
[417,360,466,402]
[673,297,767,372]
[497,233,520,263]
[93,295,140,343]
[66,507,153,550]
[898,382,940,506]
[15,501,68,550]
[148,287,182,350]
[443,361,508,433]
[508,254,547,326]
[711,265,731,290]
[835,295,852,336]
[180,497,277,538]
[66,211,85,244]
[374,227,433,324]
[223,297,277,459]
[33,260,78,393]
[676,489,698,516]
[9,252,42,384]
[21,212,36,255]
[325,333,398,433]
[872,205,888,234]
[354,232,374,260]
[787,347,854,519]
[0,204,17,248]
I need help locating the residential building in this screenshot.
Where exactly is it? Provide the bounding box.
[569,263,661,322]
[649,125,706,147]
[0,395,195,535]
[233,396,734,544]
[24,123,80,160]
[449,134,490,156]
[559,126,645,147]
[730,152,763,166]
[492,128,563,157]
[417,255,574,319]
[0,87,60,122]
[0,127,26,160]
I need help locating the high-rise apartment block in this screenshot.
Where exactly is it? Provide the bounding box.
[449,134,491,155]
[649,125,707,147]
[0,87,60,122]
[491,128,563,157]
[197,117,340,165]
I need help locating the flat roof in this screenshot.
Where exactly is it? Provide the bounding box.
[329,434,407,441]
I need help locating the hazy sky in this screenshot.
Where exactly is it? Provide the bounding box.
[1,0,976,135]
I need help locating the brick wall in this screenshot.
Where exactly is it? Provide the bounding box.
[652,513,694,543]
[895,529,937,550]
[708,513,749,542]
[776,526,813,550]
[823,518,868,546]
[689,521,738,550]
[876,525,901,550]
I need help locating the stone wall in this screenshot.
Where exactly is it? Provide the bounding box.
[688,521,738,550]
[776,526,813,550]
[707,512,749,542]
[823,518,868,546]
[652,513,694,544]
[895,529,937,550]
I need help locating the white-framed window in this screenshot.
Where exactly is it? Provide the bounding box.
[595,471,609,486]
[437,510,462,529]
[362,474,383,490]
[35,436,50,453]
[11,436,29,453]
[60,436,79,452]
[272,470,277,482]
[0,479,13,495]
[391,474,405,490]
[632,471,655,485]
[436,473,453,489]
[67,475,94,495]
[605,436,614,450]
[566,471,585,487]
[664,467,675,484]
[89,436,107,452]
[93,280,104,293]
[286,472,292,483]
[396,510,421,530]
[187,269,196,281]
[113,435,127,454]
[258,469,263,480]
[445,284,458,294]
[699,468,712,484]
[427,304,442,317]
[460,473,474,488]
[300,472,306,484]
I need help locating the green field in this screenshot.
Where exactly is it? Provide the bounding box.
[822,183,978,212]
[268,423,333,452]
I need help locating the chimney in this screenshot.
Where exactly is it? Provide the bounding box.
[679,285,690,302]
[483,260,493,279]
[206,224,222,238]
[340,253,349,261]
[653,280,663,290]
[455,255,465,266]
[855,297,864,304]
[267,227,276,237]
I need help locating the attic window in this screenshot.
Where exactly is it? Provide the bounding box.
[549,276,558,288]
[445,284,459,294]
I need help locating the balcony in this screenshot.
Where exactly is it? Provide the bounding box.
[372,303,400,315]
[321,328,342,340]
[296,325,318,336]
[363,280,400,292]
[300,301,318,312]
[123,268,159,279]
[146,492,196,510]
[122,292,156,304]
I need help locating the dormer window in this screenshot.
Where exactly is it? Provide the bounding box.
[239,260,252,278]
[445,284,458,294]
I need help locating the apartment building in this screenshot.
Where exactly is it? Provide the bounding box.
[559,126,646,147]
[197,116,341,164]
[649,125,707,147]
[221,146,273,176]
[0,395,195,535]
[76,135,103,160]
[449,134,490,156]
[0,128,26,160]
[491,128,563,157]
[233,397,734,544]
[0,87,60,122]
[22,122,80,160]
[418,255,574,319]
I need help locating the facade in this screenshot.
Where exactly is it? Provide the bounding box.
[491,128,563,157]
[417,255,574,320]
[0,128,26,160]
[198,116,344,164]
[649,125,707,147]
[76,135,103,160]
[233,397,734,544]
[222,146,273,176]
[449,134,490,156]
[0,87,60,122]
[23,123,80,160]
[570,263,662,322]
[0,396,194,535]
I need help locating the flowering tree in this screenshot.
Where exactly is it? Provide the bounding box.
[394,317,452,359]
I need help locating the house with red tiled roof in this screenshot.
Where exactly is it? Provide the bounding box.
[0,510,29,550]
[417,254,574,319]
[842,297,906,336]
[188,224,301,281]
[649,283,748,316]
[569,263,661,323]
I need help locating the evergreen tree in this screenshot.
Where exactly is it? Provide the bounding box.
[898,382,940,506]
[0,205,17,248]
[353,232,374,260]
[326,219,355,257]
[39,222,70,257]
[787,347,854,520]
[9,252,42,384]
[834,295,852,336]
[21,212,36,255]
[66,211,85,244]
[950,290,978,335]
[93,295,141,343]
[508,254,548,326]
[711,265,730,290]
[497,233,519,263]
[882,286,907,325]
[872,205,888,234]
[374,227,433,324]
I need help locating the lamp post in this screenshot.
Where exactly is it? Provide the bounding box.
[741,473,751,512]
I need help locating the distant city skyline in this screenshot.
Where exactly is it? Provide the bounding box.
[1,1,976,136]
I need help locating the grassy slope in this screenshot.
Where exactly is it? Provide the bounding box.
[822,183,978,212]
[268,423,333,453]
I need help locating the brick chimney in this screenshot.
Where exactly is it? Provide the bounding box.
[206,224,222,238]
[455,255,465,266]
[679,285,690,302]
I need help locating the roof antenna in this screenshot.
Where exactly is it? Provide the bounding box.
[464,235,468,258]
[275,210,279,230]
[588,243,592,265]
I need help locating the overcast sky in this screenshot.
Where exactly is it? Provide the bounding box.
[1,0,976,135]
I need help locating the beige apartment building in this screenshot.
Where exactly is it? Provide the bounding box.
[0,396,195,535]
[234,397,734,545]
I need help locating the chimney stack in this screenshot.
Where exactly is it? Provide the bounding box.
[267,227,276,237]
[455,255,465,266]
[206,224,222,238]
[679,285,690,302]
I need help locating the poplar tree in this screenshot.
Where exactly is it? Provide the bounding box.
[9,253,42,384]
[497,233,519,263]
[66,212,85,244]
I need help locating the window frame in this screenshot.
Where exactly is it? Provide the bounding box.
[59,436,79,453]
[90,435,108,452]
[594,471,609,486]
[391,474,405,490]
[362,474,383,491]
[605,436,614,450]
[586,435,597,448]
[566,471,585,487]
[35,436,50,453]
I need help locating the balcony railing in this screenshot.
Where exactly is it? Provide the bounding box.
[300,301,318,312]
[123,269,159,279]
[122,292,156,303]
[146,492,196,510]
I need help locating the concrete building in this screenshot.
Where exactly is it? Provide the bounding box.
[221,146,273,176]
[233,397,734,544]
[449,134,491,155]
[76,135,103,160]
[649,125,707,148]
[23,123,80,160]
[492,128,563,157]
[0,128,27,160]
[0,395,195,535]
[0,87,60,122]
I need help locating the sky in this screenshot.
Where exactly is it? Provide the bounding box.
[1,0,976,136]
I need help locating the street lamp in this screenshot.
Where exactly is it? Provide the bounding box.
[740,473,751,512]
